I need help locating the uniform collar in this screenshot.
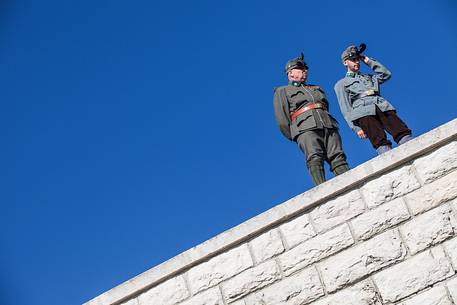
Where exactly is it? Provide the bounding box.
[289,80,304,87]
[346,71,359,78]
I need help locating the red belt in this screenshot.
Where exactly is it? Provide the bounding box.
[291,103,325,121]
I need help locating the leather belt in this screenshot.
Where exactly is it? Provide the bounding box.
[291,103,325,121]
[354,89,378,99]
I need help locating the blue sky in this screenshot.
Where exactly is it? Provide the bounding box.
[3,1,457,304]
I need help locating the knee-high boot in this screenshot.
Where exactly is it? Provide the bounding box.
[307,161,325,185]
[332,164,350,175]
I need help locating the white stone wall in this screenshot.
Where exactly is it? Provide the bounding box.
[84,120,457,305]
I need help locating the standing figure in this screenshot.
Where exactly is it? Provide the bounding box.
[273,53,349,185]
[334,44,413,155]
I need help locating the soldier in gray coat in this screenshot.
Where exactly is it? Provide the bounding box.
[274,54,349,185]
[334,45,413,154]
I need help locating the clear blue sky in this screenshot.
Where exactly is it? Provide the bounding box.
[3,1,457,304]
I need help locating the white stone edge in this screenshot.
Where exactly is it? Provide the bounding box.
[84,118,457,305]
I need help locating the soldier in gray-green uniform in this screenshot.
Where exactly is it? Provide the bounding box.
[273,54,349,185]
[334,45,413,154]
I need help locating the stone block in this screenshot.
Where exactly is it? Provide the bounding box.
[401,286,452,305]
[319,229,406,292]
[250,229,284,263]
[187,244,253,294]
[405,170,457,215]
[362,165,420,208]
[279,212,316,248]
[310,280,382,305]
[372,247,454,303]
[221,260,281,303]
[400,204,457,255]
[413,141,457,184]
[137,276,189,305]
[279,224,354,276]
[310,190,365,233]
[351,197,410,240]
[179,288,224,305]
[245,267,324,305]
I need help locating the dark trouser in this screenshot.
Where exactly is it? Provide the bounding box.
[296,128,348,172]
[355,108,411,149]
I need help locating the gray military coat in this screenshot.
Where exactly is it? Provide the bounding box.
[334,58,395,133]
[273,82,339,141]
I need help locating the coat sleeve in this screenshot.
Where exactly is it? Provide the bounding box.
[317,87,330,111]
[366,57,392,84]
[273,87,292,141]
[334,81,361,133]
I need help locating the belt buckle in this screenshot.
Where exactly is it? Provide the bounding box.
[366,89,376,96]
[315,103,323,110]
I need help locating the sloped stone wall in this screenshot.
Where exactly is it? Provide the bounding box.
[85,119,457,305]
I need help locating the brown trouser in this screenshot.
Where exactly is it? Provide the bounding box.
[355,107,411,149]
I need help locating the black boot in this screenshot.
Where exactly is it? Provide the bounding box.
[333,164,350,175]
[308,161,325,185]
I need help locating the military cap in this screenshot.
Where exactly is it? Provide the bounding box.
[341,43,367,63]
[285,53,308,73]
[341,45,359,63]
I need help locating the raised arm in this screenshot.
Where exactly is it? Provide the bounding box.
[362,56,392,84]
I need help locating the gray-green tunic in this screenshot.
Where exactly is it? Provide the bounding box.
[273,82,338,140]
[273,81,347,169]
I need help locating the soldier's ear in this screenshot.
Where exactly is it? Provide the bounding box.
[343,60,349,67]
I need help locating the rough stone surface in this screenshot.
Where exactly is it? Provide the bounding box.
[413,141,457,184]
[310,280,382,305]
[320,229,406,292]
[250,229,284,263]
[310,190,365,233]
[137,276,189,305]
[401,286,452,305]
[245,267,324,305]
[221,260,281,303]
[351,197,410,240]
[178,288,224,305]
[405,170,457,215]
[187,244,253,294]
[444,237,457,268]
[279,212,316,248]
[372,247,454,303]
[279,224,354,276]
[362,165,421,208]
[448,277,457,304]
[400,204,457,255]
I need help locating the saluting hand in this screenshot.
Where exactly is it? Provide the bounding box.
[357,130,367,139]
[360,55,370,64]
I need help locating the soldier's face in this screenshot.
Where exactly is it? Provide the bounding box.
[344,58,360,72]
[288,68,308,82]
